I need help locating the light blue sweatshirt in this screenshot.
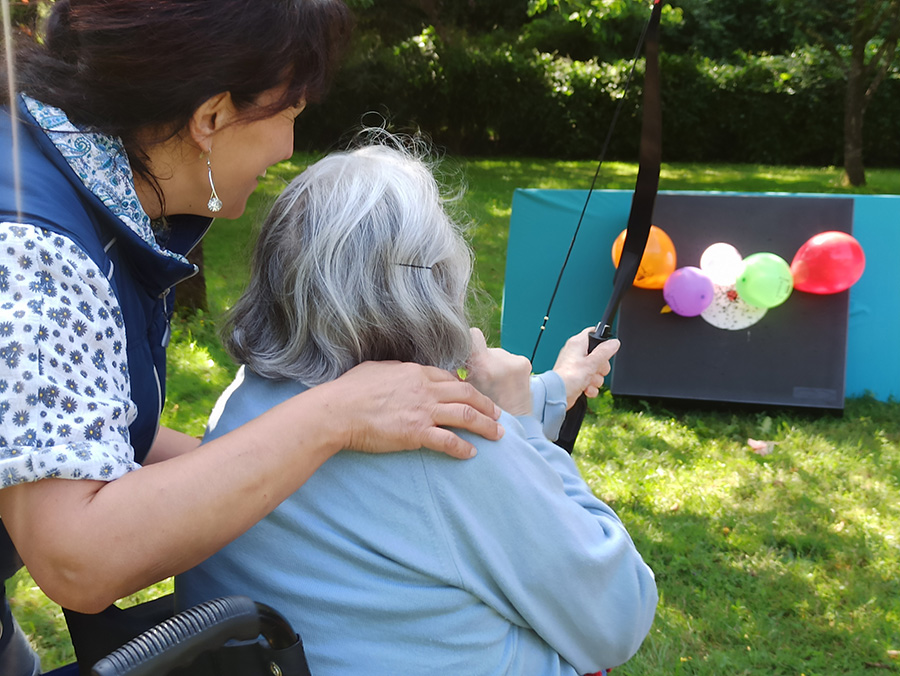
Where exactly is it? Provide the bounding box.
[176,369,657,675]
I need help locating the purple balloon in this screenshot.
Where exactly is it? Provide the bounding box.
[663,266,715,317]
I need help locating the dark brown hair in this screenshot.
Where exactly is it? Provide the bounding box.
[4,0,353,184]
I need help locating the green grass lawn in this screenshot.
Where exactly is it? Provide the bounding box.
[10,158,900,674]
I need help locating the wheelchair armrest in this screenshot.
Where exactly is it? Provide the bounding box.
[90,595,294,676]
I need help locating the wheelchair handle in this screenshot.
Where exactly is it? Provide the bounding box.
[91,595,296,676]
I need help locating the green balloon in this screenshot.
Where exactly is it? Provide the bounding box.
[735,253,793,308]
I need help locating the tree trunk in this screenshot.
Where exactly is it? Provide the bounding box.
[173,240,209,314]
[842,21,867,187]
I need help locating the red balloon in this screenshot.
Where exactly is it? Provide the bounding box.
[790,231,865,295]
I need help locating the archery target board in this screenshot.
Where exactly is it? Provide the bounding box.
[608,193,852,410]
[502,190,873,410]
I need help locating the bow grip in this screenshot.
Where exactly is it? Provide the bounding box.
[587,322,614,353]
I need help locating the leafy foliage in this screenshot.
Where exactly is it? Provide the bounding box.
[298,28,900,167]
[663,0,797,59]
[293,0,900,177]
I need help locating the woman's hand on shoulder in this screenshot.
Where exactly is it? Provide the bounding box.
[323,359,503,459]
[464,328,533,416]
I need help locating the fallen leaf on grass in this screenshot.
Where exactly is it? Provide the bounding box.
[747,438,778,455]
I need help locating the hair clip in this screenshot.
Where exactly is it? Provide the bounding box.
[396,263,433,270]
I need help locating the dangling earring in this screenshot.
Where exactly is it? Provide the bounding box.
[206,150,223,213]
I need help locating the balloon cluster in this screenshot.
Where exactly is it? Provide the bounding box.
[611,228,866,331]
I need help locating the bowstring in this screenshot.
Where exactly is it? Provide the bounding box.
[529,7,657,364]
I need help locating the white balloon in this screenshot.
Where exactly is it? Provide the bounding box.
[700,243,744,286]
[700,283,767,331]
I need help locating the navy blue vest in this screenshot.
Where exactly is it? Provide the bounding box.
[0,98,212,463]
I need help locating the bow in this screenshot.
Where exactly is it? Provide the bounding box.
[534,0,664,453]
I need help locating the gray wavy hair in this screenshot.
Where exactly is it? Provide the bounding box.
[223,137,474,384]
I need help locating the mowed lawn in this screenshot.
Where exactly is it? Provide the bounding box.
[9,156,900,674]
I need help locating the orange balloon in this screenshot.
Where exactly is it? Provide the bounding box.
[611,225,677,289]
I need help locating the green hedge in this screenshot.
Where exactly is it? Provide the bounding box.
[295,32,900,167]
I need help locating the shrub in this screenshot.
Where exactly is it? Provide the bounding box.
[295,30,897,167]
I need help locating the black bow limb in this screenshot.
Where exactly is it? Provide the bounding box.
[555,0,664,454]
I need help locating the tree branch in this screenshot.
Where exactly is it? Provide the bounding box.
[862,2,900,106]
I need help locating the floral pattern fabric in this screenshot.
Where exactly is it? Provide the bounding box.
[0,99,147,487]
[0,222,138,485]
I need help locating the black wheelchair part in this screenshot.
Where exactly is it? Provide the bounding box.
[63,595,311,676]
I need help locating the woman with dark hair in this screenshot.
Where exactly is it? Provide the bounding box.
[176,138,656,676]
[0,2,528,672]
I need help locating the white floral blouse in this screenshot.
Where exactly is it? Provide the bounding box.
[0,97,169,486]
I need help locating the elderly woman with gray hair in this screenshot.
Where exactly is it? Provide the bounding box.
[176,139,658,676]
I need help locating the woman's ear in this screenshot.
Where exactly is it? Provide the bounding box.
[188,92,234,150]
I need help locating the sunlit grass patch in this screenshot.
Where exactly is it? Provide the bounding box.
[161,311,238,437]
[574,393,900,674]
